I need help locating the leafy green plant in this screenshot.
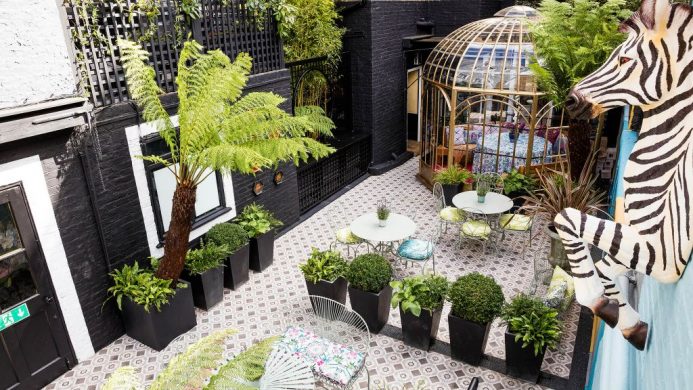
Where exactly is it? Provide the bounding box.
[282,0,345,64]
[500,293,547,323]
[299,248,348,283]
[236,203,283,238]
[120,39,333,281]
[206,222,249,253]
[434,166,472,185]
[501,169,535,196]
[106,262,184,312]
[207,336,280,389]
[390,275,449,317]
[185,241,230,275]
[376,199,390,221]
[448,273,504,324]
[346,254,393,293]
[503,296,562,356]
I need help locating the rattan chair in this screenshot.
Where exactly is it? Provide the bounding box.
[433,182,464,233]
[396,225,441,274]
[327,206,365,259]
[458,207,495,254]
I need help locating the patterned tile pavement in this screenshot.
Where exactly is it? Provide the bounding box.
[46,158,580,390]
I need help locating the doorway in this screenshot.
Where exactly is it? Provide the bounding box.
[407,67,422,154]
[0,184,74,390]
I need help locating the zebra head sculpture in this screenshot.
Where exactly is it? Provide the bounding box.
[554,0,693,351]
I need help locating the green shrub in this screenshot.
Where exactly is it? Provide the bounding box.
[390,275,449,317]
[299,248,348,283]
[346,254,392,293]
[502,169,536,195]
[236,203,283,238]
[501,293,562,356]
[106,262,183,312]
[206,223,249,253]
[448,273,504,324]
[434,166,473,185]
[185,241,229,275]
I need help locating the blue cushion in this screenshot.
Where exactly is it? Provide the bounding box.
[398,239,434,261]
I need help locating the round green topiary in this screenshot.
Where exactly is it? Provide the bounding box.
[448,272,504,324]
[206,223,249,253]
[346,254,392,293]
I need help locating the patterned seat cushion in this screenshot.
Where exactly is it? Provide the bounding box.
[335,227,361,244]
[499,214,533,231]
[276,326,366,388]
[397,239,434,261]
[461,220,491,239]
[439,207,464,223]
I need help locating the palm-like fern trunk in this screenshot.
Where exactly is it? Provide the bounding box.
[156,184,197,281]
[567,118,592,181]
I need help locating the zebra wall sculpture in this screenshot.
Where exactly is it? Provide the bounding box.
[558,0,693,350]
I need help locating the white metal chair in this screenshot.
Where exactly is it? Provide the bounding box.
[327,206,366,259]
[396,225,441,274]
[433,182,464,233]
[458,207,495,254]
[499,200,535,257]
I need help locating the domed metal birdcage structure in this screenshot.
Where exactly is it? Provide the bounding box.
[418,5,568,186]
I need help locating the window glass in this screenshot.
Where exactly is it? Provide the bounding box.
[0,203,37,311]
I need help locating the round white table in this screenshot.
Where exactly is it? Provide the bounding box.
[350,212,416,255]
[451,191,513,215]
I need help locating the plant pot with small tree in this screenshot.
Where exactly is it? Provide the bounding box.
[434,166,473,205]
[107,262,196,351]
[447,273,504,365]
[391,274,449,350]
[237,204,283,272]
[346,253,393,333]
[183,240,228,310]
[299,248,349,304]
[500,294,562,383]
[207,222,250,290]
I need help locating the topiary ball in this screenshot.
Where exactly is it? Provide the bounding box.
[206,223,249,253]
[346,254,392,293]
[449,272,504,324]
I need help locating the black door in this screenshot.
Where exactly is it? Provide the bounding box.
[0,184,75,390]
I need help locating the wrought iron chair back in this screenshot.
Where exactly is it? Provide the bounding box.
[458,207,495,253]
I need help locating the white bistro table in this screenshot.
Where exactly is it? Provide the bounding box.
[350,212,416,256]
[451,191,513,215]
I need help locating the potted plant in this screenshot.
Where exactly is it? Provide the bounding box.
[501,169,535,210]
[106,262,196,351]
[434,166,471,204]
[299,248,349,304]
[237,204,283,272]
[447,273,504,365]
[476,180,490,204]
[207,222,250,290]
[390,274,449,350]
[500,294,562,382]
[376,199,390,227]
[346,253,393,333]
[183,240,228,310]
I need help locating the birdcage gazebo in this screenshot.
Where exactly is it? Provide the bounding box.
[418,5,568,186]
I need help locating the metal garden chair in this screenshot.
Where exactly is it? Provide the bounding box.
[498,199,535,257]
[433,182,464,233]
[458,207,495,254]
[395,225,441,274]
[327,206,365,259]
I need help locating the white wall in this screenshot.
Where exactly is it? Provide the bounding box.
[0,0,77,109]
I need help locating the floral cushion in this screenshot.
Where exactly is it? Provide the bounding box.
[276,326,366,388]
[499,214,533,231]
[397,239,434,261]
[439,207,464,223]
[461,220,491,239]
[335,227,362,244]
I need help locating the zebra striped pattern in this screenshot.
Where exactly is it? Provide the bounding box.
[553,0,693,347]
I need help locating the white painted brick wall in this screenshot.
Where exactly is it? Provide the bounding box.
[0,0,77,109]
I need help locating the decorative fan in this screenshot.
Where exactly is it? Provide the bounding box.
[258,348,314,390]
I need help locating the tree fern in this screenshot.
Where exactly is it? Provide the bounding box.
[205,336,280,389]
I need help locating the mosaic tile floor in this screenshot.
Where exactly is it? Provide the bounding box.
[46,158,580,390]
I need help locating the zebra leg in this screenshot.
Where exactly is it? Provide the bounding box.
[593,256,641,331]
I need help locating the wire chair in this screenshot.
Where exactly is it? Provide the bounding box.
[458,207,495,254]
[327,206,366,259]
[433,182,464,233]
[396,224,442,274]
[498,198,535,258]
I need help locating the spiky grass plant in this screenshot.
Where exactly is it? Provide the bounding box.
[119,39,335,281]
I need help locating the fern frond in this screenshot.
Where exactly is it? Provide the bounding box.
[205,336,280,390]
[101,366,142,390]
[195,144,272,174]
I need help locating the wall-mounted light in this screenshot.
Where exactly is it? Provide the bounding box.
[253,181,264,196]
[273,171,284,185]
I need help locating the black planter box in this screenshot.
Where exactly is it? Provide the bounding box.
[441,184,460,205]
[399,305,442,350]
[505,331,546,383]
[348,285,392,334]
[250,229,275,272]
[224,244,250,290]
[121,280,197,351]
[183,266,224,310]
[448,315,491,365]
[305,277,348,304]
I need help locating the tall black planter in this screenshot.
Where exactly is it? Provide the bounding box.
[441,184,460,205]
[348,285,392,333]
[183,266,224,310]
[505,331,546,383]
[399,305,442,350]
[448,315,491,365]
[250,229,275,272]
[224,244,250,290]
[121,281,197,351]
[305,277,348,304]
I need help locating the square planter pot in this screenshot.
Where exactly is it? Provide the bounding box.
[224,244,250,290]
[249,229,275,272]
[441,184,460,205]
[183,266,224,311]
[305,277,348,304]
[399,305,442,351]
[121,280,197,351]
[348,285,392,334]
[448,314,491,365]
[505,331,546,383]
